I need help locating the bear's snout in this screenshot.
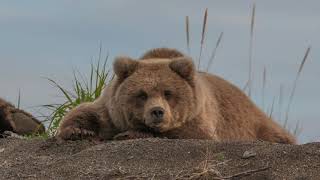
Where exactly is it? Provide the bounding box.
[150,106,165,123]
[144,106,167,129]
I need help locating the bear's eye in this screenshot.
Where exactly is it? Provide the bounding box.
[136,90,148,101]
[164,90,173,100]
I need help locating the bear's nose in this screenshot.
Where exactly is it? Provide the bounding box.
[150,107,165,121]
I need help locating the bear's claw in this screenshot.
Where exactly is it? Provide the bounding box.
[58,126,96,140]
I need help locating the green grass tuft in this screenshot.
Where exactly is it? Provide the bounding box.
[44,55,111,136]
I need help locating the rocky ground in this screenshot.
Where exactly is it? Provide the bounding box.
[0,137,319,180]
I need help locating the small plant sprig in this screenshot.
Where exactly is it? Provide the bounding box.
[44,54,110,136]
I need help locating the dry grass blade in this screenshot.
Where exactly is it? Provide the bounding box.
[262,66,267,109]
[248,3,256,97]
[206,32,224,72]
[243,78,249,92]
[293,120,302,137]
[185,16,190,54]
[17,88,21,109]
[269,95,276,119]
[278,84,284,120]
[198,8,208,70]
[284,46,311,128]
[98,42,102,62]
[250,3,256,37]
[298,46,311,75]
[222,165,270,179]
[176,148,226,180]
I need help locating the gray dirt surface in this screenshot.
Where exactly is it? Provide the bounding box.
[0,138,319,180]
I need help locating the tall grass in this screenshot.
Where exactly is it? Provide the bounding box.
[17,89,21,109]
[198,8,208,70]
[284,46,311,129]
[278,84,284,120]
[44,55,110,135]
[185,16,190,55]
[206,32,223,72]
[187,9,223,72]
[248,3,256,97]
[262,66,267,109]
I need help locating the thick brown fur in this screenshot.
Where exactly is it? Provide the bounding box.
[0,98,45,136]
[57,48,296,144]
[140,47,184,59]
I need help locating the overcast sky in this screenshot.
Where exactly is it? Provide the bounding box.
[0,1,319,143]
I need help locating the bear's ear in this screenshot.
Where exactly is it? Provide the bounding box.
[169,57,195,84]
[113,56,138,81]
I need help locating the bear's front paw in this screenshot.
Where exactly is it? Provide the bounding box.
[57,126,96,140]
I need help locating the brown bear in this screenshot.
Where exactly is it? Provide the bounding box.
[57,48,296,144]
[0,98,45,137]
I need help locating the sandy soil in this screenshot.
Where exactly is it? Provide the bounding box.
[0,137,319,180]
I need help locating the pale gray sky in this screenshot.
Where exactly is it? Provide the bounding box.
[0,1,319,143]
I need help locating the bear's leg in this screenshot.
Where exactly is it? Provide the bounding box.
[57,102,114,141]
[257,120,296,144]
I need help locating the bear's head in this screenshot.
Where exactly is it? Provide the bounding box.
[112,50,199,133]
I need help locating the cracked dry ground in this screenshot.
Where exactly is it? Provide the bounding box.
[0,138,319,179]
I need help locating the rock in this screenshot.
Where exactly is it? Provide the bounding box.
[242,150,257,159]
[3,131,26,139]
